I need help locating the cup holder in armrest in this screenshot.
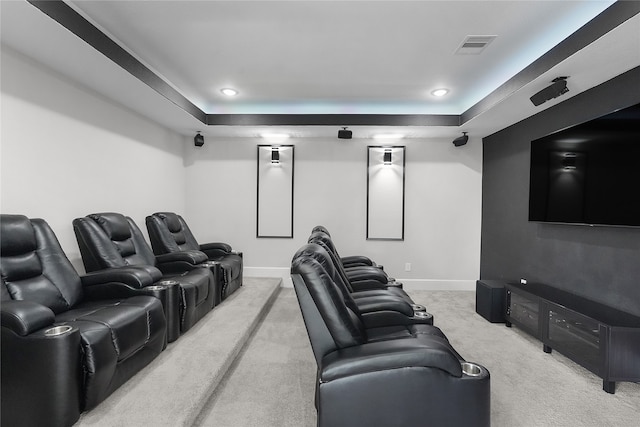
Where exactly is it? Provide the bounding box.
[413,311,434,325]
[199,261,218,268]
[44,325,74,337]
[158,280,179,287]
[411,304,427,312]
[145,280,181,343]
[461,362,483,377]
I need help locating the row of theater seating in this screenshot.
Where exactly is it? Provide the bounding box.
[0,212,243,427]
[291,226,491,427]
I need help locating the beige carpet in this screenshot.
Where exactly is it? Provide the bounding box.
[76,277,281,427]
[413,290,640,427]
[198,288,640,427]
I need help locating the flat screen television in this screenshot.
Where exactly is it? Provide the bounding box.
[529,102,640,227]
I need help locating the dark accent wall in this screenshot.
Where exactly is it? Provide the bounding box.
[481,66,640,316]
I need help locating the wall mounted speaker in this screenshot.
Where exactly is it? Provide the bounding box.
[338,127,352,139]
[452,132,468,147]
[194,132,204,147]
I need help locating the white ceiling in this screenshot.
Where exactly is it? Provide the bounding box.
[1,0,639,140]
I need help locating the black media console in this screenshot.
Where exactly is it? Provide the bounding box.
[504,282,640,394]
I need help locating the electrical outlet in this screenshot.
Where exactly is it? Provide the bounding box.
[520,278,527,285]
[405,263,411,272]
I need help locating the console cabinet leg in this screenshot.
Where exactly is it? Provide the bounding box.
[603,381,616,394]
[543,344,552,353]
[505,321,512,327]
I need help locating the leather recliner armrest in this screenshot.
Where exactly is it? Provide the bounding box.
[354,296,414,316]
[1,300,55,336]
[200,242,232,253]
[81,266,161,289]
[349,279,389,291]
[355,295,431,328]
[200,242,240,260]
[321,338,464,382]
[345,268,388,284]
[155,250,208,265]
[154,250,210,275]
[340,255,374,267]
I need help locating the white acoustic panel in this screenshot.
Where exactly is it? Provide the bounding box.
[257,145,294,238]
[367,146,405,240]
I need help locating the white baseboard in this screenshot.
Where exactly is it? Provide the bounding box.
[243,268,476,291]
[244,267,292,287]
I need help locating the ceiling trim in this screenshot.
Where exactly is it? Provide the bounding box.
[28,0,207,123]
[206,114,460,127]
[460,0,640,125]
[27,0,640,129]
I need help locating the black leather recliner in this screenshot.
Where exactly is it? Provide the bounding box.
[146,212,243,301]
[308,231,418,306]
[308,230,401,285]
[1,215,166,427]
[311,225,380,269]
[291,247,490,427]
[294,243,433,327]
[73,213,215,336]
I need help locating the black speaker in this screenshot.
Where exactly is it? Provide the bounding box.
[530,77,569,106]
[194,133,204,147]
[452,133,468,147]
[475,280,506,323]
[338,128,352,139]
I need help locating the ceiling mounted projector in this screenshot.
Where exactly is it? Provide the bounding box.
[530,77,569,106]
[338,127,352,139]
[452,132,468,147]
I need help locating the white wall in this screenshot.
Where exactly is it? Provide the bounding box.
[1,48,187,271]
[184,136,482,290]
[2,47,482,289]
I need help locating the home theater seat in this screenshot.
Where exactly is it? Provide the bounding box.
[307,230,422,310]
[73,212,215,336]
[294,243,434,328]
[290,247,490,427]
[146,212,243,301]
[311,225,381,268]
[0,214,166,427]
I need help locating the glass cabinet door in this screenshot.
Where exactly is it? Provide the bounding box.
[507,290,540,336]
[547,307,601,371]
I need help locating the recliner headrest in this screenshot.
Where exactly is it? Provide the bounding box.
[155,212,182,233]
[292,243,336,278]
[89,213,132,242]
[311,225,331,237]
[0,214,38,257]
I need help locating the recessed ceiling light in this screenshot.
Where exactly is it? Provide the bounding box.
[431,88,449,97]
[220,88,238,97]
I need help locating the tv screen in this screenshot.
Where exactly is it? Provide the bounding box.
[529,102,640,227]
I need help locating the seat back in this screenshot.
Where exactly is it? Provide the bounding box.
[308,232,355,292]
[294,243,359,311]
[291,248,366,364]
[73,213,156,272]
[145,212,200,255]
[1,214,82,313]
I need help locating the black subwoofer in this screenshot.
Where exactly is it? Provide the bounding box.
[475,280,506,323]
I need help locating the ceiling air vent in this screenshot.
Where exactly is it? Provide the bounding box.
[455,35,497,55]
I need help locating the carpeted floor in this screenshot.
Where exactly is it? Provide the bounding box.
[195,287,317,427]
[197,288,640,427]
